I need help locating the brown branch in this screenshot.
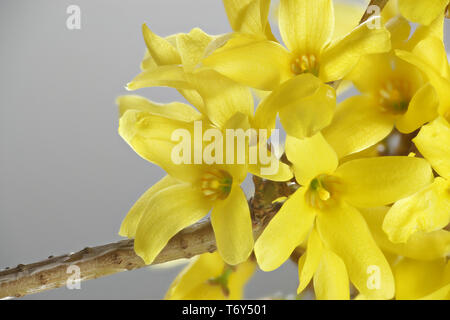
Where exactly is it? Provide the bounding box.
[0,178,294,299]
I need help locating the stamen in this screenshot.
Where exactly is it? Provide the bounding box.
[291,54,319,76]
[306,175,341,209]
[378,79,411,115]
[201,169,233,201]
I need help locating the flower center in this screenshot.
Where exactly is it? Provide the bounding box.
[378,79,411,115]
[306,174,340,209]
[291,54,319,76]
[201,169,233,201]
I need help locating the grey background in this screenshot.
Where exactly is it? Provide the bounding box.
[0,0,449,300]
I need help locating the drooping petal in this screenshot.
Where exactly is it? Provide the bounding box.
[203,34,292,91]
[383,177,450,243]
[286,133,338,186]
[279,0,334,54]
[211,186,254,265]
[413,117,450,179]
[320,18,391,83]
[396,83,439,134]
[255,188,316,271]
[316,202,395,300]
[141,24,181,66]
[313,250,350,300]
[322,95,394,159]
[394,258,450,300]
[398,0,448,26]
[119,175,181,238]
[297,228,323,294]
[135,184,212,264]
[117,95,202,121]
[188,69,254,128]
[360,206,450,261]
[336,156,433,208]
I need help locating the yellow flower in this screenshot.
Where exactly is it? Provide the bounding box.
[118,70,292,266]
[382,117,450,243]
[322,17,445,159]
[203,0,391,91]
[393,258,450,300]
[398,0,449,25]
[254,132,433,299]
[165,252,256,300]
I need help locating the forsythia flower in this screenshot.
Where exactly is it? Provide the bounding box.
[203,0,391,91]
[254,132,433,299]
[165,252,256,300]
[383,118,450,243]
[119,70,292,265]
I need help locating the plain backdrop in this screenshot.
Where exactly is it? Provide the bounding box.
[1,0,449,299]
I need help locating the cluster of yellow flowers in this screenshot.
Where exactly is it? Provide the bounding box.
[117,0,449,300]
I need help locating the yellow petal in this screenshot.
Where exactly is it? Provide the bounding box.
[320,18,391,83]
[119,110,207,183]
[211,186,254,265]
[297,228,323,294]
[396,83,439,134]
[255,188,316,271]
[248,153,293,182]
[223,0,272,37]
[316,202,394,299]
[383,177,450,243]
[117,95,201,121]
[286,133,338,186]
[203,34,292,91]
[127,65,191,91]
[165,252,224,300]
[279,0,334,54]
[228,259,257,300]
[333,0,365,40]
[413,117,450,179]
[278,82,336,140]
[345,53,392,94]
[188,69,253,128]
[119,175,180,238]
[361,206,450,260]
[135,184,212,264]
[176,28,213,72]
[394,258,450,300]
[142,24,181,66]
[336,157,433,208]
[314,250,350,300]
[398,0,448,25]
[322,95,394,159]
[396,41,450,118]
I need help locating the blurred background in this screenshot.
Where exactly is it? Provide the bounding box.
[0,0,449,299]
